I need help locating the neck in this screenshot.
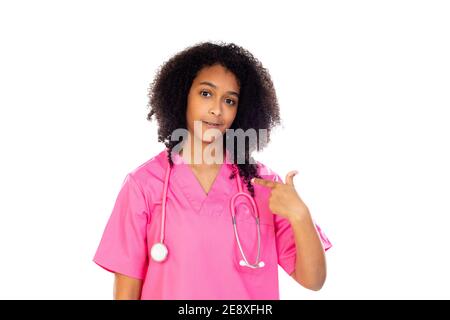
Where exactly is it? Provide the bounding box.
[178,135,225,168]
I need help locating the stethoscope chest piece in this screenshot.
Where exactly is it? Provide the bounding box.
[150,242,168,262]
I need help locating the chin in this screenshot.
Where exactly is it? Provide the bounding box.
[202,137,220,144]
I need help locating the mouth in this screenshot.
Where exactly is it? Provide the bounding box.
[202,120,223,128]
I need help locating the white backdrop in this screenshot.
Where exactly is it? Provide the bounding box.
[0,0,449,299]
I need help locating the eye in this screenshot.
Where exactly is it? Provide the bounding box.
[225,98,237,106]
[200,90,211,97]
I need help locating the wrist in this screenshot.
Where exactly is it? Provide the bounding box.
[288,207,312,224]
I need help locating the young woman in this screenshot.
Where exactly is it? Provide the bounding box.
[93,41,332,299]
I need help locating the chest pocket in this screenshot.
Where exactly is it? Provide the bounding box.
[232,217,276,276]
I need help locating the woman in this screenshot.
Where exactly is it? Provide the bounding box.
[93,41,332,299]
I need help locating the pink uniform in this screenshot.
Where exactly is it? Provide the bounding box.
[93,148,332,299]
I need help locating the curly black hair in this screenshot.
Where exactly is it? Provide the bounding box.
[146,41,281,197]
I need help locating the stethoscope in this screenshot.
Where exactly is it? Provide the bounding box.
[150,160,265,269]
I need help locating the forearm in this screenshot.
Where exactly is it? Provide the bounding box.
[251,172,327,290]
[114,273,143,300]
[288,211,327,291]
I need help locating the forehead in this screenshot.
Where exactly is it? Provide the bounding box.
[193,64,240,91]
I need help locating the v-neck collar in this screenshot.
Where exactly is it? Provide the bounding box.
[184,162,223,197]
[169,149,235,214]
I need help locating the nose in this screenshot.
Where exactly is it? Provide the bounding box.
[208,98,222,117]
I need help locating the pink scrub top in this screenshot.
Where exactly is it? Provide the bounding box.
[93,148,332,299]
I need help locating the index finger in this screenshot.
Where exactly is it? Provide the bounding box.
[251,177,278,189]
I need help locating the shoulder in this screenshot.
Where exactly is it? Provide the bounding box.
[124,148,168,194]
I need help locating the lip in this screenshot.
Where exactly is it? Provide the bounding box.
[202,120,223,126]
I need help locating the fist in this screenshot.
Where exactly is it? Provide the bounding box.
[252,171,310,221]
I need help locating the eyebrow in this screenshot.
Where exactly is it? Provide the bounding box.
[198,81,240,98]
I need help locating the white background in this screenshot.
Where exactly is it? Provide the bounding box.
[1,0,449,299]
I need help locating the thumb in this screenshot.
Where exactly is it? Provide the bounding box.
[285,170,298,186]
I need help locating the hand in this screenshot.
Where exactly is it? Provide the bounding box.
[251,171,311,222]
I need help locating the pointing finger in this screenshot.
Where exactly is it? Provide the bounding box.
[251,177,278,189]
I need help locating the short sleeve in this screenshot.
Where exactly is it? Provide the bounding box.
[93,174,150,280]
[271,174,333,276]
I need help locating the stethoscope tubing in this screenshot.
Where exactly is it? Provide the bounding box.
[153,159,264,268]
[230,174,263,268]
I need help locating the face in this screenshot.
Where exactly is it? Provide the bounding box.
[185,64,240,147]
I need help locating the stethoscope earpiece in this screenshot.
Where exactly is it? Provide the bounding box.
[239,260,265,268]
